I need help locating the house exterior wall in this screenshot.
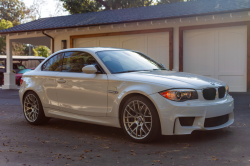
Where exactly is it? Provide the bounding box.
[6,11,250,90]
[8,11,250,72]
[38,11,249,72]
[71,31,171,68]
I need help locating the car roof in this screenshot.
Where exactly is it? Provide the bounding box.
[58,47,129,53]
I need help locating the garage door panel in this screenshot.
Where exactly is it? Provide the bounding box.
[120,35,146,54]
[184,26,247,92]
[219,75,246,92]
[216,71,245,75]
[203,75,214,78]
[186,71,213,76]
[99,40,117,47]
[216,26,247,92]
[147,32,169,68]
[184,31,214,77]
[74,38,98,48]
[98,36,120,48]
[74,31,170,74]
[217,30,246,73]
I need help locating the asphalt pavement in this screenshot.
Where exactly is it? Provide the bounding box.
[0,89,250,166]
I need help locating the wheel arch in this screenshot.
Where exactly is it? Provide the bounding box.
[22,89,51,125]
[22,89,41,105]
[118,92,163,133]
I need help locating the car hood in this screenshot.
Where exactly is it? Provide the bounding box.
[114,71,226,89]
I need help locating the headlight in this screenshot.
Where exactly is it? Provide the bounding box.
[226,85,229,95]
[160,89,198,102]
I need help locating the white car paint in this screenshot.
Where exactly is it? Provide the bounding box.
[19,47,234,136]
[55,72,108,117]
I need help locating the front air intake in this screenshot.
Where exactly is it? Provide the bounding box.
[179,117,195,126]
[204,114,229,127]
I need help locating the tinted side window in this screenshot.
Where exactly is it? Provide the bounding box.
[42,53,63,71]
[62,52,97,73]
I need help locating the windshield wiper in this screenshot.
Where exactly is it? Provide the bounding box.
[115,69,169,74]
[115,70,150,74]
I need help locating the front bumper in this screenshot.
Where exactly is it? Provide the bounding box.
[174,112,234,135]
[149,93,234,135]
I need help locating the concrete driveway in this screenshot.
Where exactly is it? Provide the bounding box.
[0,89,250,166]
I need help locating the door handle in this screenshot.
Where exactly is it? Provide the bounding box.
[57,79,66,83]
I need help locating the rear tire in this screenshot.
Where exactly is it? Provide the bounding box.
[120,95,161,143]
[23,91,50,125]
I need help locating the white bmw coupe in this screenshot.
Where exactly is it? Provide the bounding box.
[19,48,234,143]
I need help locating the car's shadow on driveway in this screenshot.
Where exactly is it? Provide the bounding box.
[159,129,231,144]
[40,118,231,145]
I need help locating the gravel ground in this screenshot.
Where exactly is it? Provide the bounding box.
[0,89,250,166]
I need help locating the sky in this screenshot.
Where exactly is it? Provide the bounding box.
[22,0,187,19]
[23,0,69,18]
[22,0,160,18]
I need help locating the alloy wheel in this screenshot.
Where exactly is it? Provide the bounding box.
[24,94,39,122]
[123,100,152,139]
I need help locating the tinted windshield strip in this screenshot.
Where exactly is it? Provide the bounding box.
[114,70,151,74]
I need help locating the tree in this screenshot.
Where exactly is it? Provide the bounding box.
[60,0,199,14]
[12,43,26,55]
[0,0,28,25]
[59,0,154,14]
[0,19,31,55]
[24,0,46,21]
[33,46,50,58]
[49,0,69,17]
[23,0,66,22]
[0,19,13,54]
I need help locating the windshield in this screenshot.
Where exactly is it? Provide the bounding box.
[96,51,167,74]
[17,69,32,74]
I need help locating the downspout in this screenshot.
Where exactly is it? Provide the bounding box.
[42,31,54,53]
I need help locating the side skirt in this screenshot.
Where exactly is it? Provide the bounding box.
[44,108,121,128]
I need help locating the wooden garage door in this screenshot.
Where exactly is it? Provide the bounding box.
[74,32,170,68]
[183,26,247,92]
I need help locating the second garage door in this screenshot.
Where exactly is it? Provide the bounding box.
[73,32,170,68]
[183,26,247,92]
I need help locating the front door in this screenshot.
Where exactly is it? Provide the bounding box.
[55,51,108,116]
[40,53,64,110]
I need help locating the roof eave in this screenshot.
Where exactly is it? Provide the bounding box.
[1,8,250,35]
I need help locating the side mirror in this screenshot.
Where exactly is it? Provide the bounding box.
[160,63,166,68]
[82,65,98,74]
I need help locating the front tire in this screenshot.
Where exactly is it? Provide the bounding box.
[23,91,50,125]
[120,95,161,143]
